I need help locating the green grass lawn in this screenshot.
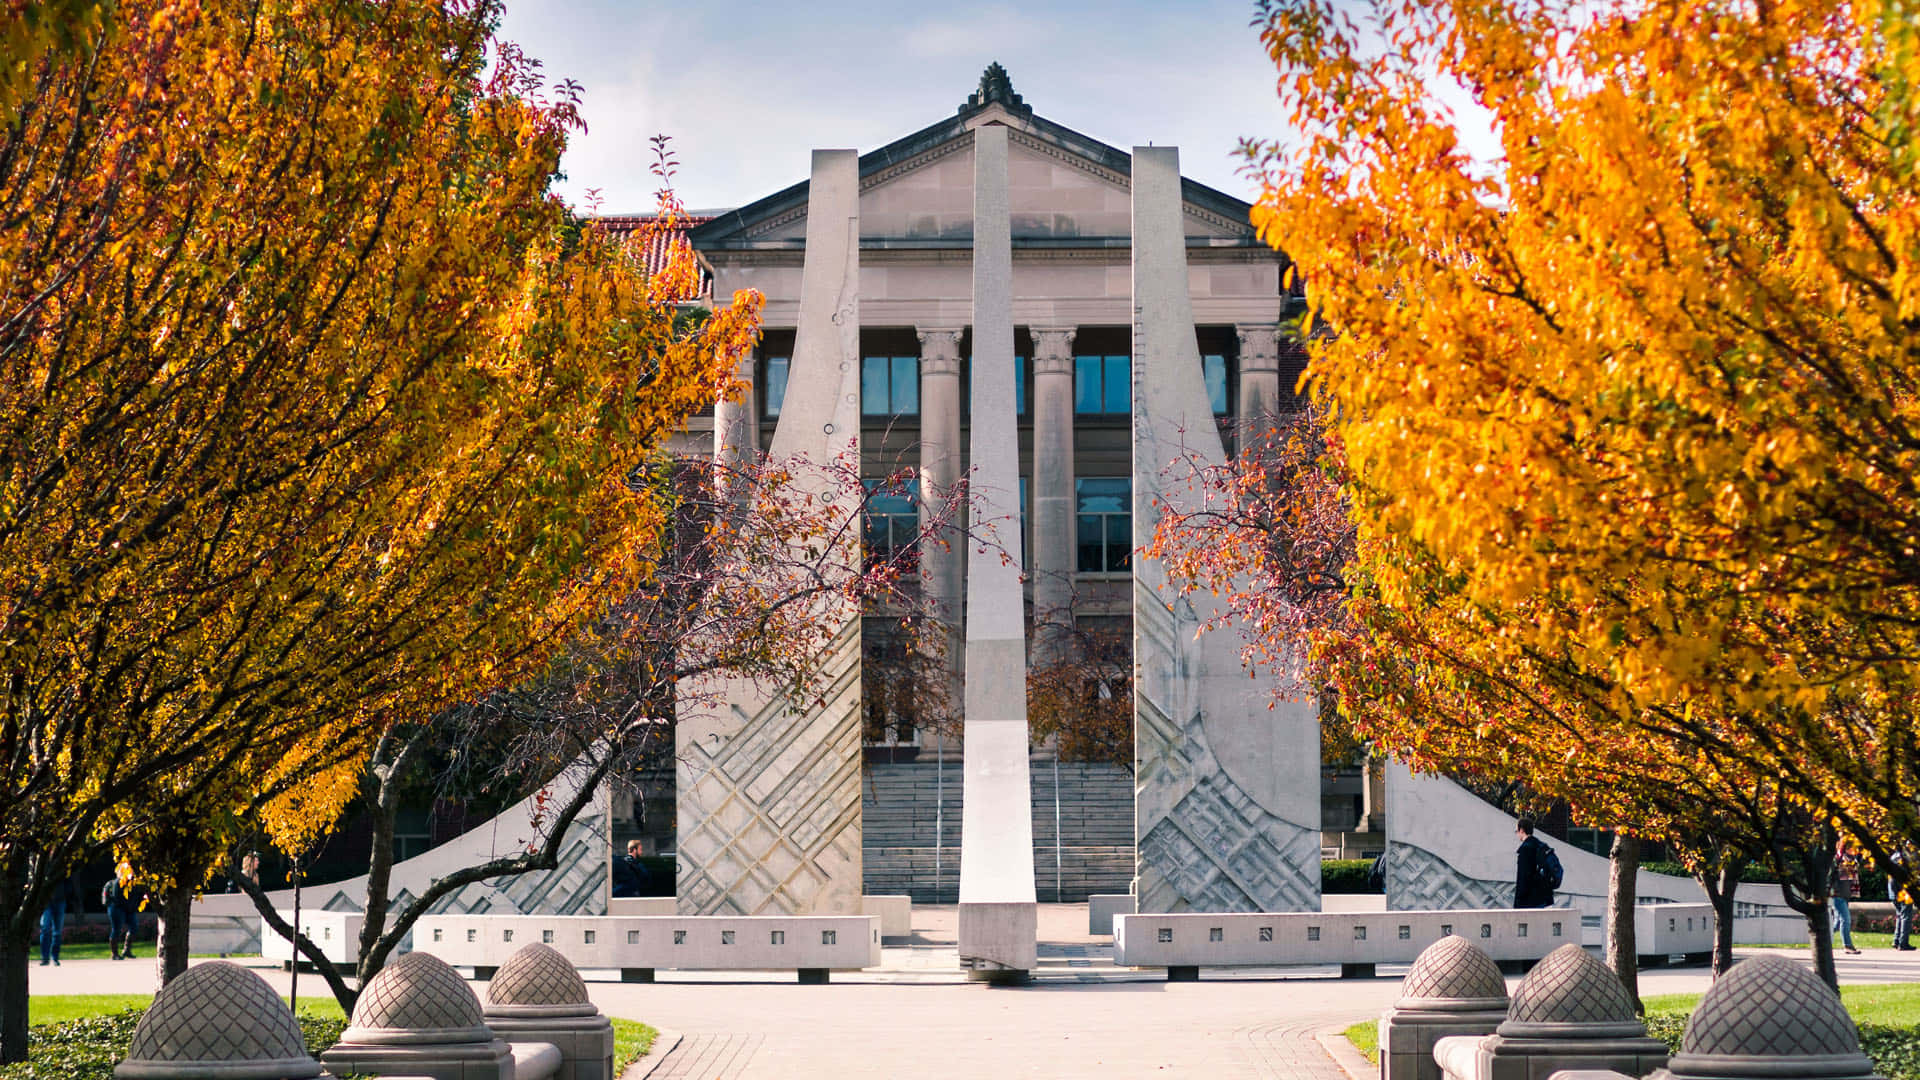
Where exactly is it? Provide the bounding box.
[1747,931,1898,951]
[612,1017,660,1071]
[28,994,346,1027]
[38,942,257,963]
[1346,981,1920,1069]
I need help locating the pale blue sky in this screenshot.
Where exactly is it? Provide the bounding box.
[495,0,1296,215]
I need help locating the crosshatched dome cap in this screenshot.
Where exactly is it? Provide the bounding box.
[486,943,591,1012]
[1501,943,1640,1032]
[115,960,322,1078]
[342,951,492,1045]
[1657,955,1879,1078]
[1397,936,1509,1008]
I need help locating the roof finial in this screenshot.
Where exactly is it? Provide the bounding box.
[962,62,1029,116]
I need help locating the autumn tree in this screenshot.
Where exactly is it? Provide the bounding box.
[1235,0,1920,911]
[239,448,966,1012]
[0,0,758,1056]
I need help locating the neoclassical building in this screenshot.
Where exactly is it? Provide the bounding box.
[610,66,1379,903]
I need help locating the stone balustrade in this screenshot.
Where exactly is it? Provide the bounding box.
[414,914,881,984]
[1113,909,1566,981]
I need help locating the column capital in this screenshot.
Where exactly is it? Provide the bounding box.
[916,326,965,376]
[1235,324,1282,372]
[1030,326,1077,375]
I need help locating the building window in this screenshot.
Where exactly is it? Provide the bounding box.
[1076,477,1131,573]
[764,355,790,417]
[1016,355,1027,416]
[1074,354,1130,415]
[1203,354,1230,416]
[862,355,919,416]
[862,477,920,558]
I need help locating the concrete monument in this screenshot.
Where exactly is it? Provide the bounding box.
[675,149,865,916]
[1380,936,1513,1080]
[1433,944,1668,1080]
[320,951,537,1080]
[1130,145,1321,913]
[483,943,616,1080]
[957,121,1039,978]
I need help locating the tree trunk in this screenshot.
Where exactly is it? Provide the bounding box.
[1605,833,1643,1014]
[1806,900,1838,989]
[155,881,193,986]
[0,922,27,1066]
[0,852,34,1065]
[1704,860,1743,976]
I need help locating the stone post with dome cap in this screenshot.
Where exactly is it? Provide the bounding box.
[319,950,554,1080]
[115,960,329,1079]
[1644,954,1883,1080]
[1381,935,1513,1080]
[1433,943,1669,1080]
[482,943,616,1080]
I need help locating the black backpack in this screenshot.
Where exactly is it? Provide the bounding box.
[1539,844,1565,891]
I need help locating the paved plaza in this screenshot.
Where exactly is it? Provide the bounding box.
[29,903,1920,1079]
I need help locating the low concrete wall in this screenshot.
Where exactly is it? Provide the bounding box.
[1089,894,1133,936]
[1635,903,1713,958]
[414,914,881,977]
[607,898,674,916]
[1114,910,1564,977]
[861,895,911,939]
[261,910,361,966]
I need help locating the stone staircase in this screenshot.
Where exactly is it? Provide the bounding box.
[861,759,1134,902]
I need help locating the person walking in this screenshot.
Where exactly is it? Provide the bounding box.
[611,839,651,898]
[1891,850,1915,952]
[103,861,145,960]
[1513,817,1556,909]
[38,874,79,966]
[1831,839,1863,955]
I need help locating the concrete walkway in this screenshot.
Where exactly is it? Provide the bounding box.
[28,903,1920,1079]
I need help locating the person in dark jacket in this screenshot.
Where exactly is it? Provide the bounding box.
[1513,817,1554,909]
[611,839,651,898]
[103,861,145,960]
[38,875,80,966]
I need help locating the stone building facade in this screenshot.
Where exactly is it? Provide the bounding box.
[614,67,1366,902]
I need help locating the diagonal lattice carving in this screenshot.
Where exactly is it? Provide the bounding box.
[1680,954,1865,1059]
[1400,935,1509,1003]
[1386,842,1515,911]
[1508,943,1637,1025]
[487,943,589,1007]
[127,960,319,1071]
[677,617,863,915]
[1134,589,1319,914]
[349,951,486,1033]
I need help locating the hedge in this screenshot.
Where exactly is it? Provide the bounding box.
[0,1008,345,1080]
[1324,858,1383,894]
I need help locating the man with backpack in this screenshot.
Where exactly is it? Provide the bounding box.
[1514,817,1561,908]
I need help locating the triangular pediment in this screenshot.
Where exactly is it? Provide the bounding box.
[689,90,1259,251]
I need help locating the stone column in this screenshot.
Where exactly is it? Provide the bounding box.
[676,149,864,917]
[958,122,1037,979]
[917,327,966,701]
[1235,323,1282,434]
[1131,146,1320,914]
[714,347,759,501]
[1029,327,1076,668]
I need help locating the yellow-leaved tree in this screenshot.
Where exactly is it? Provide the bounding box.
[1242,0,1920,903]
[0,0,759,1057]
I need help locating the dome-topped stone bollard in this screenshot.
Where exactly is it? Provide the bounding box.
[319,951,559,1080]
[1433,943,1669,1080]
[115,960,329,1079]
[1648,954,1882,1080]
[1381,936,1512,1080]
[483,943,616,1080]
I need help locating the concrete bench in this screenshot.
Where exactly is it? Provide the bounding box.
[509,1041,563,1080]
[1089,894,1133,936]
[415,914,881,984]
[262,909,361,968]
[1634,903,1713,965]
[1113,909,1567,981]
[862,894,912,940]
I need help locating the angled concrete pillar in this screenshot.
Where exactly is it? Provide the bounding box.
[1029,326,1077,668]
[676,149,864,917]
[958,123,1038,977]
[917,326,966,707]
[1130,146,1320,914]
